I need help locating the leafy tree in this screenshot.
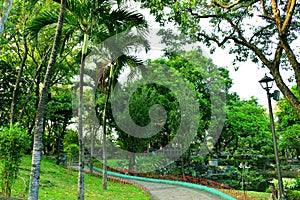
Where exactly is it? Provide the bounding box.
[137,0,300,119]
[28,0,148,193]
[0,61,16,126]
[112,82,180,171]
[150,50,229,153]
[0,0,39,128]
[85,16,149,188]
[109,49,229,173]
[220,96,273,166]
[62,129,79,175]
[44,86,73,160]
[1,0,77,134]
[276,85,300,160]
[0,124,29,197]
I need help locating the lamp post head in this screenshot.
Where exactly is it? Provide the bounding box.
[259,74,274,91]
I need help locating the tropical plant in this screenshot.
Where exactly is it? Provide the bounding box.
[0,124,29,197]
[134,155,163,172]
[0,0,13,34]
[0,61,16,127]
[63,130,79,175]
[27,0,67,199]
[92,30,149,189]
[27,0,149,195]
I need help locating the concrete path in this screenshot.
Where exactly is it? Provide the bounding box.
[73,166,228,200]
[129,180,224,200]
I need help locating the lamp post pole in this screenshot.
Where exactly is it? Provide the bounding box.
[263,80,286,200]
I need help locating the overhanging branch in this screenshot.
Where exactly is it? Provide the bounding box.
[212,0,243,9]
[281,0,296,35]
[186,8,220,19]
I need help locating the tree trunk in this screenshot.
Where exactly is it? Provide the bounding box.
[18,47,50,123]
[270,68,300,120]
[89,121,97,176]
[0,0,13,35]
[128,153,135,172]
[28,0,66,199]
[10,39,28,124]
[77,32,88,200]
[102,64,114,190]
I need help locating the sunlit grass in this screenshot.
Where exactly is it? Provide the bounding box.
[242,191,270,199]
[1,155,150,200]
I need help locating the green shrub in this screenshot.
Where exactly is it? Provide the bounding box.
[134,155,164,172]
[0,124,30,197]
[287,190,300,200]
[271,178,300,190]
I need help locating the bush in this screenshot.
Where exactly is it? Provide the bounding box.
[287,190,300,200]
[0,124,29,197]
[271,178,300,190]
[134,155,165,172]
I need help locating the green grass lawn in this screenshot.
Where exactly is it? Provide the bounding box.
[1,155,150,200]
[242,191,270,199]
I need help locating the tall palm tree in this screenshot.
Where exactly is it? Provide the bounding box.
[27,0,148,197]
[82,24,149,192]
[27,0,67,199]
[0,0,13,35]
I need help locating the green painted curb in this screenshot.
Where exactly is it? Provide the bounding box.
[93,166,236,200]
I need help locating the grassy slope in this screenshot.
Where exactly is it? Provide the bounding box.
[3,155,150,200]
[242,191,270,199]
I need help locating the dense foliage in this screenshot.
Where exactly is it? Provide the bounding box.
[137,0,300,120]
[0,0,299,198]
[0,124,29,197]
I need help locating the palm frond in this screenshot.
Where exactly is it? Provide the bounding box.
[26,6,60,37]
[108,8,148,30]
[27,0,39,8]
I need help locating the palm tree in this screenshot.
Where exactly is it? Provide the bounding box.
[27,0,148,197]
[0,0,13,35]
[87,29,150,190]
[27,0,67,199]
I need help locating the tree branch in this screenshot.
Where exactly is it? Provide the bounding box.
[226,18,247,43]
[260,0,274,20]
[197,32,233,47]
[186,8,220,19]
[272,0,282,35]
[281,0,296,35]
[271,68,300,119]
[273,41,283,71]
[212,0,243,9]
[249,24,273,43]
[280,39,300,93]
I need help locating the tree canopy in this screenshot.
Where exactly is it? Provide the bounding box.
[137,0,300,119]
[276,85,300,159]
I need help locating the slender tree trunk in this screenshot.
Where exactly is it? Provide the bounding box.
[128,153,135,171]
[18,47,51,123]
[28,0,66,199]
[102,65,113,190]
[57,115,68,164]
[77,32,88,200]
[89,120,96,176]
[10,39,28,124]
[0,0,13,35]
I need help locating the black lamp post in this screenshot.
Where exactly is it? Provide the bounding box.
[259,74,286,200]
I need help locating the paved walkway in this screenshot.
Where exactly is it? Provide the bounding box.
[73,166,227,200]
[128,180,224,200]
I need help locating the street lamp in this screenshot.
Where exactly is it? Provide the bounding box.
[259,74,286,200]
